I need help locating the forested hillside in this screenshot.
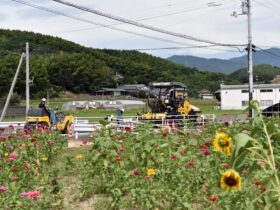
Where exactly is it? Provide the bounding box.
[0,29,240,98]
[229,64,280,83]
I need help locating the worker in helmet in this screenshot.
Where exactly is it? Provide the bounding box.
[39,98,47,109]
[39,98,50,122]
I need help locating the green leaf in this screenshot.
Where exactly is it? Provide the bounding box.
[233,133,254,157]
[267,122,275,135]
[231,133,253,169]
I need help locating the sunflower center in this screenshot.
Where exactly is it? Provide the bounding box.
[224,141,229,147]
[224,176,238,187]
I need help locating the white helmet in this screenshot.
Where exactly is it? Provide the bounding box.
[41,98,46,102]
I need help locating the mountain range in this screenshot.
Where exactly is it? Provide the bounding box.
[167,48,280,74]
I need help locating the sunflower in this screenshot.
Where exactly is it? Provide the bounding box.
[213,132,232,156]
[221,169,241,191]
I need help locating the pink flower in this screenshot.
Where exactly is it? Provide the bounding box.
[8,125,14,129]
[5,146,12,150]
[22,163,30,170]
[9,152,19,159]
[187,161,196,167]
[0,186,8,191]
[48,142,56,145]
[8,157,14,162]
[20,191,40,199]
[117,147,125,153]
[201,148,210,155]
[144,175,152,180]
[177,149,185,155]
[11,176,19,181]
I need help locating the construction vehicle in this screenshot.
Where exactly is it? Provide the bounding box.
[139,82,202,123]
[25,108,74,133]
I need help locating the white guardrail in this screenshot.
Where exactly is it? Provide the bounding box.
[0,121,26,134]
[72,114,215,140]
[0,114,216,139]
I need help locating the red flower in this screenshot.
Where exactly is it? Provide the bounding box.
[201,148,210,155]
[12,167,20,173]
[259,185,266,191]
[30,137,39,142]
[252,180,261,185]
[177,149,185,155]
[162,133,168,138]
[117,147,125,153]
[170,154,177,160]
[119,136,126,141]
[82,141,87,145]
[187,161,196,167]
[8,125,14,129]
[208,195,219,202]
[115,156,122,162]
[242,170,248,175]
[132,170,140,175]
[203,141,211,147]
[221,163,230,169]
[153,144,159,149]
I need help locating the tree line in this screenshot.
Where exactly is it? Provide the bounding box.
[0,29,242,99]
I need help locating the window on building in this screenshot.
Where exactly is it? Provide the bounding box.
[260,100,273,106]
[260,89,273,92]
[241,90,249,93]
[242,101,249,107]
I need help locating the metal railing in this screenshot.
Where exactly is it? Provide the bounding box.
[72,114,215,139]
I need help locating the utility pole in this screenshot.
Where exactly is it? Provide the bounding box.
[247,0,254,117]
[232,0,254,117]
[26,42,30,115]
[0,53,25,121]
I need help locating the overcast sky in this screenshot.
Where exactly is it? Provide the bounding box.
[1,0,280,59]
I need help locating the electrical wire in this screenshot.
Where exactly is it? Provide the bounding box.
[9,0,215,48]
[56,0,239,35]
[131,45,242,52]
[255,46,280,59]
[53,0,246,47]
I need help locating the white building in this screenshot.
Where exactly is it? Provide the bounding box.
[220,84,280,110]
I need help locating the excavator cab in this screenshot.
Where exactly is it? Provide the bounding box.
[141,82,200,122]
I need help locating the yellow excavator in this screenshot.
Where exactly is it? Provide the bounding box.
[25,108,74,133]
[140,82,201,123]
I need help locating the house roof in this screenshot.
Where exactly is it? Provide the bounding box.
[95,88,126,93]
[220,83,280,90]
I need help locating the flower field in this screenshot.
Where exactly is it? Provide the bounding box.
[1,103,280,209]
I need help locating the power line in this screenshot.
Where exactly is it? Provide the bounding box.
[10,0,212,48]
[256,46,280,59]
[57,0,238,35]
[133,45,242,52]
[53,0,246,47]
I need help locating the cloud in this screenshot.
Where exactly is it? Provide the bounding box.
[1,0,279,58]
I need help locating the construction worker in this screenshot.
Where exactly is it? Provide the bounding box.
[39,98,47,109]
[39,98,50,121]
[116,107,124,127]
